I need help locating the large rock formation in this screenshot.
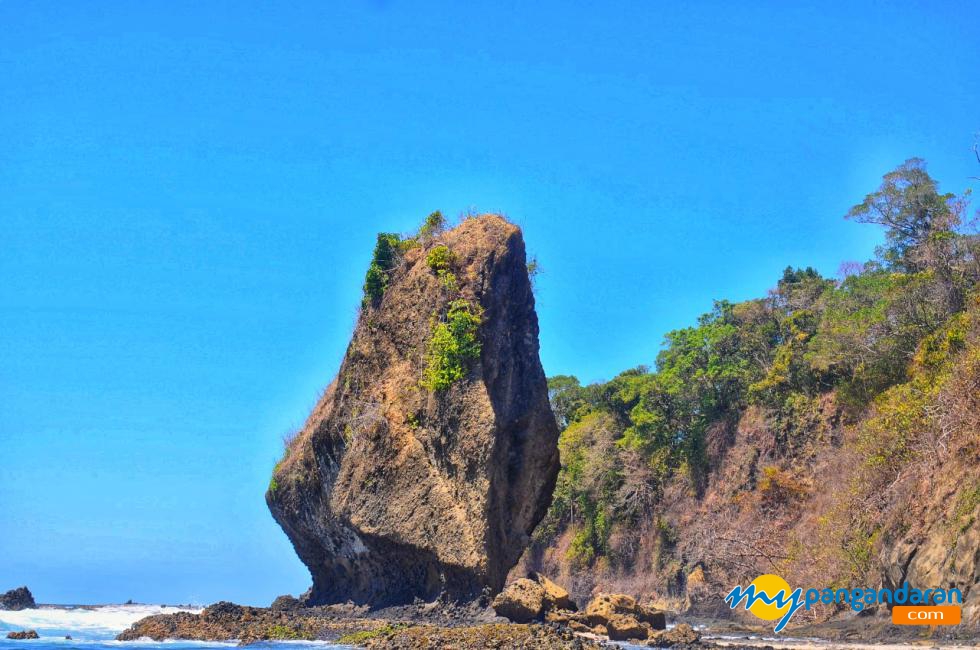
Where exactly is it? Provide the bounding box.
[267,215,560,607]
[0,587,36,611]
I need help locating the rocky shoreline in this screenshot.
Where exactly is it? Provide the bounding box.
[114,601,586,647]
[109,571,979,649]
[113,577,787,650]
[113,598,728,648]
[112,596,979,649]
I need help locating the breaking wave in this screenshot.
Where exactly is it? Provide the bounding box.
[0,605,201,641]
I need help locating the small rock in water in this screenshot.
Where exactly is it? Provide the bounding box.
[6,630,40,640]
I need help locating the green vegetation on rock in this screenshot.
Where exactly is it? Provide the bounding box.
[268,462,281,494]
[421,299,483,391]
[337,624,404,645]
[361,212,456,305]
[426,244,455,272]
[265,624,310,640]
[363,232,402,304]
[424,243,460,293]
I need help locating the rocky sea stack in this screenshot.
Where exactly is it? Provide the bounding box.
[0,587,36,611]
[267,214,560,607]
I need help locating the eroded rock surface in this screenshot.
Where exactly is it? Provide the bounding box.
[266,215,560,606]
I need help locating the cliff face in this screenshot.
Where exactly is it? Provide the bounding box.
[267,215,559,607]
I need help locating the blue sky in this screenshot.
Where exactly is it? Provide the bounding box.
[1,1,978,605]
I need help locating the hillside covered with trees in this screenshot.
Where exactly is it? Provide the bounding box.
[520,158,980,624]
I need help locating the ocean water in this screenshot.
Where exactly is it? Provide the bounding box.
[0,606,353,650]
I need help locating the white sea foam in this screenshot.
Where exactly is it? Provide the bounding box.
[0,605,201,640]
[0,606,361,648]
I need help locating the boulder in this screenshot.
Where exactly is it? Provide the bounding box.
[266,215,560,606]
[606,614,648,641]
[543,609,573,623]
[634,603,666,630]
[491,578,546,623]
[202,601,244,619]
[568,620,592,633]
[6,631,39,640]
[528,572,576,612]
[0,587,36,611]
[578,592,666,639]
[583,593,636,626]
[647,623,700,647]
[270,595,301,611]
[494,573,577,622]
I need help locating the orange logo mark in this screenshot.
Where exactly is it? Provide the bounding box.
[891,606,961,625]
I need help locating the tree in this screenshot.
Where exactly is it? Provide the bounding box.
[846,158,959,271]
[419,210,446,241]
[547,375,587,429]
[362,232,402,303]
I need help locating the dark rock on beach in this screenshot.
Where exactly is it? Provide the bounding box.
[269,594,301,611]
[0,587,36,611]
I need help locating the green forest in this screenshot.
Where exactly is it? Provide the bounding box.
[528,158,980,605]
